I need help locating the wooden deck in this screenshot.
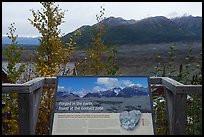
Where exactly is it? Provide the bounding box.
[2,77,202,135]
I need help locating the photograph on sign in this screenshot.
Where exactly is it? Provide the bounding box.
[51,76,155,135]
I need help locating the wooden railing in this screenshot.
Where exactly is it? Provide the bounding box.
[2,77,202,135]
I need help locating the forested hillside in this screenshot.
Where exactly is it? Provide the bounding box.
[61,15,202,48]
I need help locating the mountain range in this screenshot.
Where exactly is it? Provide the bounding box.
[2,15,201,47]
[57,84,149,98]
[56,91,80,98]
[2,36,40,46]
[61,15,202,48]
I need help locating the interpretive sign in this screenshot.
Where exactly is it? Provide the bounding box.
[50,76,155,135]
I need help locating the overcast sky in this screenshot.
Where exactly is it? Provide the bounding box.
[2,2,202,37]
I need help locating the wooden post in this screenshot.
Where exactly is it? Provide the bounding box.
[18,86,43,135]
[164,87,187,135]
[173,93,187,134]
[18,92,35,135]
[33,87,43,132]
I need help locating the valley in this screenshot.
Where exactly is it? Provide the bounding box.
[2,41,202,76]
[116,41,202,76]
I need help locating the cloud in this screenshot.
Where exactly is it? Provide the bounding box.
[93,86,107,92]
[96,78,120,88]
[167,11,179,18]
[122,80,132,87]
[129,83,143,87]
[75,88,92,97]
[57,86,72,92]
[121,80,143,88]
[58,86,65,90]
[95,78,145,92]
[96,78,139,89]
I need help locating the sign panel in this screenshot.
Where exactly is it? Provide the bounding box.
[50,76,155,135]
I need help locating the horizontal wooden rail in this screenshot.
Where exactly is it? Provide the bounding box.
[2,77,45,93]
[176,85,202,95]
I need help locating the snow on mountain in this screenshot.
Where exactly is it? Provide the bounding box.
[83,86,148,98]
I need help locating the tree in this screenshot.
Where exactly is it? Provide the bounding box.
[60,30,81,75]
[28,2,70,77]
[77,6,119,75]
[3,23,25,83]
[2,23,25,135]
[28,2,74,134]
